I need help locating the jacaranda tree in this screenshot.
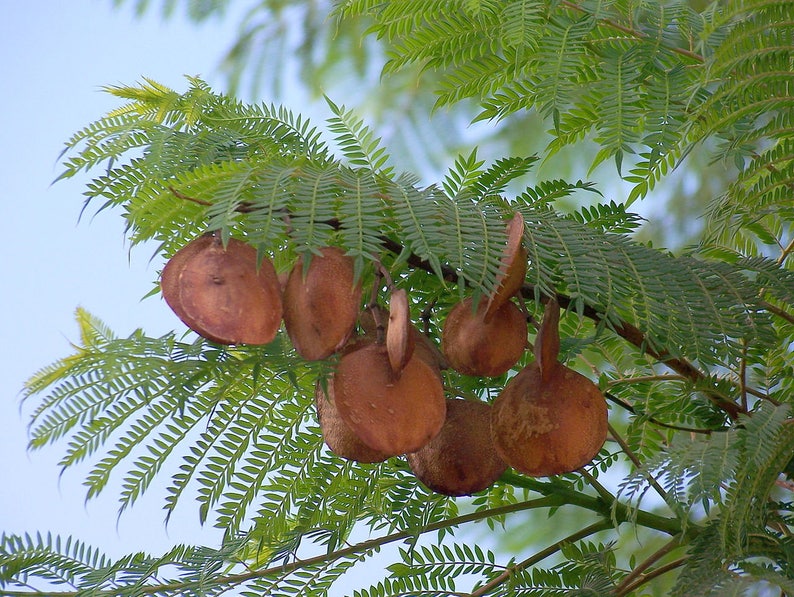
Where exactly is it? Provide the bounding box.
[2,1,793,595]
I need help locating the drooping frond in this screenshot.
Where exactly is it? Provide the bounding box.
[619,403,794,554]
[25,308,324,534]
[0,533,256,597]
[0,532,110,591]
[54,77,790,386]
[325,97,393,175]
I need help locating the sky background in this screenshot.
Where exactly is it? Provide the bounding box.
[0,0,261,559]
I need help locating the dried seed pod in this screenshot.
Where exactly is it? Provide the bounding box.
[161,233,215,326]
[484,212,528,323]
[441,297,527,377]
[534,298,561,383]
[490,361,608,477]
[333,343,446,456]
[386,289,415,377]
[283,247,363,361]
[314,378,389,463]
[161,233,282,345]
[360,305,448,372]
[407,399,507,496]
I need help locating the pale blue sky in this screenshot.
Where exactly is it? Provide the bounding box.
[0,0,253,558]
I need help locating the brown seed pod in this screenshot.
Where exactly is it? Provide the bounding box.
[314,377,389,463]
[386,288,415,377]
[161,233,215,326]
[490,362,608,477]
[333,343,446,456]
[441,297,527,377]
[283,247,363,361]
[360,305,448,372]
[407,399,507,496]
[161,233,282,345]
[484,212,528,323]
[534,297,561,383]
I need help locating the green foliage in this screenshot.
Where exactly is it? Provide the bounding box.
[4,1,794,596]
[342,0,794,209]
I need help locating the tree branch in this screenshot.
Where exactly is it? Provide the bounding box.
[604,391,725,435]
[613,534,684,596]
[169,187,747,420]
[615,556,689,596]
[498,470,688,538]
[608,422,678,512]
[559,0,705,63]
[0,497,561,597]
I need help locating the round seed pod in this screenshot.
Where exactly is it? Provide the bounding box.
[333,343,446,456]
[407,399,507,496]
[283,247,362,361]
[162,234,282,345]
[441,297,527,377]
[484,212,528,323]
[490,362,608,477]
[314,378,389,463]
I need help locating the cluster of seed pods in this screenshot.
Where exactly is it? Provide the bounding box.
[161,215,608,497]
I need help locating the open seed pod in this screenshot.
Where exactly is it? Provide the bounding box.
[360,305,448,373]
[407,399,507,496]
[490,298,607,476]
[534,298,561,383]
[386,289,415,377]
[441,297,527,377]
[314,377,389,463]
[333,342,446,456]
[161,233,282,345]
[484,212,528,323]
[161,232,214,326]
[283,247,363,361]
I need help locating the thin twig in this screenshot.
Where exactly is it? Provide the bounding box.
[467,521,612,597]
[604,392,722,435]
[606,374,689,387]
[776,236,794,266]
[609,422,675,509]
[613,534,684,596]
[579,468,616,505]
[169,185,257,212]
[761,299,794,325]
[740,341,748,412]
[559,0,705,63]
[615,556,689,596]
